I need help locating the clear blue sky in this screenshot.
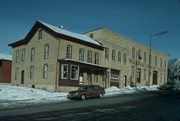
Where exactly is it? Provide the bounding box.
[0,0,180,59]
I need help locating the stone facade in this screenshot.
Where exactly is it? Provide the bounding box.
[9,21,168,92]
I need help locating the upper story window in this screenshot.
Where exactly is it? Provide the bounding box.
[38,29,42,39]
[31,47,35,61]
[61,64,68,79]
[95,52,99,65]
[112,49,116,61]
[105,47,109,60]
[43,64,48,79]
[144,51,146,62]
[30,65,34,79]
[22,48,25,62]
[138,49,141,60]
[160,58,162,67]
[66,45,72,59]
[132,47,135,59]
[90,33,94,39]
[123,53,127,64]
[16,50,19,63]
[87,50,92,63]
[79,48,84,61]
[164,60,167,68]
[118,51,121,63]
[44,44,49,59]
[155,56,157,66]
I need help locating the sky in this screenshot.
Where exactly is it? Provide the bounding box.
[0,0,180,59]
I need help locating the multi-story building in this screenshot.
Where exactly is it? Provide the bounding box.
[0,54,12,83]
[9,21,168,92]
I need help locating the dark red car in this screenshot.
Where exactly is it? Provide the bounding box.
[67,85,105,100]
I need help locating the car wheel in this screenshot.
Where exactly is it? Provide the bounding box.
[81,95,86,100]
[99,93,103,98]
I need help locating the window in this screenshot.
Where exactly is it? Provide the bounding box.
[15,67,19,80]
[164,74,166,83]
[44,44,49,59]
[132,47,135,59]
[79,48,84,61]
[160,73,162,83]
[144,69,146,80]
[123,53,126,64]
[95,52,99,64]
[131,66,135,78]
[70,65,79,80]
[30,65,34,79]
[38,29,42,39]
[118,51,121,63]
[66,45,72,59]
[0,60,2,67]
[22,48,25,62]
[155,56,157,66]
[16,50,19,63]
[112,49,116,61]
[94,72,98,82]
[138,49,141,60]
[43,64,48,79]
[87,50,92,63]
[144,52,146,62]
[110,74,119,82]
[31,47,35,61]
[105,47,109,60]
[164,60,166,68]
[160,58,162,67]
[90,33,93,39]
[61,64,68,79]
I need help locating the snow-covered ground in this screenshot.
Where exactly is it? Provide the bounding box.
[0,84,158,109]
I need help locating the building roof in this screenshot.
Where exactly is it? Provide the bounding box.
[0,54,12,61]
[9,21,103,49]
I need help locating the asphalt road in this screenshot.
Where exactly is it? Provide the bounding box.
[0,90,180,121]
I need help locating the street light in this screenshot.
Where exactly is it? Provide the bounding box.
[148,31,168,86]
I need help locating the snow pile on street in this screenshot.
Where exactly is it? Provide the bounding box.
[0,84,158,109]
[105,85,158,96]
[0,85,68,101]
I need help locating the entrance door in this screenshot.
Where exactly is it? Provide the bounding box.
[153,71,158,85]
[21,70,24,84]
[124,75,127,87]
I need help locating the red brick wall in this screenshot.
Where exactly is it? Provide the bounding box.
[0,60,12,83]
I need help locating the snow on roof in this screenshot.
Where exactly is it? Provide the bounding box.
[38,21,103,47]
[0,54,12,61]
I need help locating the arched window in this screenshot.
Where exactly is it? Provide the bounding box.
[44,44,49,59]
[30,65,34,79]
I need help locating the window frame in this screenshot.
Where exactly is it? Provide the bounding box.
[38,29,42,40]
[87,50,92,63]
[43,64,48,79]
[44,44,49,59]
[123,53,127,64]
[22,48,25,62]
[95,52,99,65]
[70,65,79,80]
[112,49,116,61]
[61,64,68,79]
[118,51,121,63]
[66,45,72,59]
[105,47,109,60]
[79,48,84,62]
[16,50,19,63]
[31,47,35,61]
[30,65,34,79]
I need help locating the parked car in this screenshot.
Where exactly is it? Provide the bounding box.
[67,85,105,100]
[158,82,180,90]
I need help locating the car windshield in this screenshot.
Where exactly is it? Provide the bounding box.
[78,86,88,91]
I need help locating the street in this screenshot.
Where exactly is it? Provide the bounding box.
[0,90,180,121]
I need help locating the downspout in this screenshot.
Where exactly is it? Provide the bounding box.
[55,38,61,91]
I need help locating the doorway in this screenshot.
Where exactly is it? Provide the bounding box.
[21,70,24,84]
[153,71,158,85]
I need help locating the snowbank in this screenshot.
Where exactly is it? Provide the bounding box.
[0,84,158,109]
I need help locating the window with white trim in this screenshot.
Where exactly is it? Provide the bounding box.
[66,45,72,59]
[16,50,19,63]
[87,50,92,63]
[15,67,19,80]
[31,47,35,61]
[70,65,79,80]
[43,64,48,79]
[79,48,84,61]
[44,44,49,59]
[61,64,68,79]
[22,48,25,62]
[30,65,34,79]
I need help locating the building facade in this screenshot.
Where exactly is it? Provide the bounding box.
[9,21,168,92]
[0,54,12,83]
